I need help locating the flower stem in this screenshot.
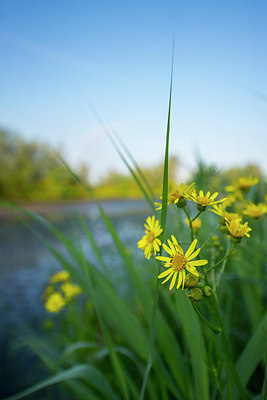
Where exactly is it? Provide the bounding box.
[183,207,194,241]
[205,241,236,273]
[191,210,202,223]
[200,224,220,251]
[139,264,161,400]
[190,298,222,333]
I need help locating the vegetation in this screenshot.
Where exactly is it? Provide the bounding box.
[1,73,267,400]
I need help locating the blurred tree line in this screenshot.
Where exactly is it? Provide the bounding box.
[0,128,90,201]
[0,127,265,202]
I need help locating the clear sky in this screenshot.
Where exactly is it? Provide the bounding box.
[1,0,267,183]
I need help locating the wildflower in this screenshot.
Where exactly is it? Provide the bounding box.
[61,282,82,300]
[156,236,208,290]
[226,219,252,241]
[154,182,195,210]
[210,204,242,224]
[189,190,227,210]
[226,176,258,193]
[50,270,70,283]
[185,218,202,233]
[45,292,66,313]
[138,216,163,259]
[243,203,267,219]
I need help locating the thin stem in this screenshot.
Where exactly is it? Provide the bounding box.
[205,242,236,273]
[183,207,194,242]
[139,264,161,400]
[191,210,202,223]
[190,299,222,334]
[214,240,233,291]
[200,224,221,251]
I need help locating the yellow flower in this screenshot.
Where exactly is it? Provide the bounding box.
[185,218,202,233]
[189,190,227,208]
[243,203,267,219]
[61,282,82,300]
[156,236,208,290]
[45,292,66,313]
[154,182,195,209]
[226,219,252,240]
[50,270,70,283]
[210,204,242,224]
[226,176,258,193]
[138,216,163,259]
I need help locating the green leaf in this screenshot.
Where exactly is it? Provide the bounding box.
[236,312,267,392]
[3,365,119,400]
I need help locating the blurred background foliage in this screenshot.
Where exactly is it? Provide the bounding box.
[0,127,265,202]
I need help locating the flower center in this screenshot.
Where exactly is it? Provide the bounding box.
[147,231,155,243]
[171,253,186,271]
[197,196,211,205]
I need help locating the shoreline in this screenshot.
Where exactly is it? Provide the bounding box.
[0,197,149,219]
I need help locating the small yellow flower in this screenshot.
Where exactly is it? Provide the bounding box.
[210,204,242,224]
[156,236,208,290]
[226,176,258,193]
[226,219,252,240]
[243,203,267,219]
[185,218,202,233]
[138,216,163,259]
[189,190,227,208]
[154,182,195,209]
[50,270,70,283]
[45,292,66,313]
[61,282,82,300]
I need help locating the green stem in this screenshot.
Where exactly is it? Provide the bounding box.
[205,242,236,273]
[261,363,267,400]
[190,299,222,333]
[183,207,194,242]
[139,265,161,400]
[191,210,202,223]
[214,240,233,291]
[200,224,221,251]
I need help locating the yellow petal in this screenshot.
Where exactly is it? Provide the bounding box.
[188,259,208,267]
[185,239,197,259]
[158,269,173,279]
[169,271,178,291]
[176,271,182,289]
[186,247,200,261]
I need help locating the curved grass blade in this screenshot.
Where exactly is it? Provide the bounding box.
[235,311,267,396]
[87,104,155,211]
[3,364,119,400]
[114,130,156,199]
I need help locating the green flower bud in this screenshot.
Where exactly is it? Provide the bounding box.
[184,273,200,288]
[177,197,187,208]
[197,204,207,212]
[189,287,203,302]
[203,286,213,297]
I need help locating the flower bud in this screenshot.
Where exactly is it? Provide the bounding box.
[197,204,207,212]
[177,197,187,208]
[189,287,203,301]
[203,286,213,297]
[184,273,200,288]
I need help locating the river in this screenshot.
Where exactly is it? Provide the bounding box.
[0,199,150,397]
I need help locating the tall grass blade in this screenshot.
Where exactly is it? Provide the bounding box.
[3,365,119,400]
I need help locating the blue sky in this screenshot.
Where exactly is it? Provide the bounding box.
[1,0,267,183]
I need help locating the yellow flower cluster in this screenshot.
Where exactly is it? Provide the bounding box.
[138,175,265,294]
[43,270,82,313]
